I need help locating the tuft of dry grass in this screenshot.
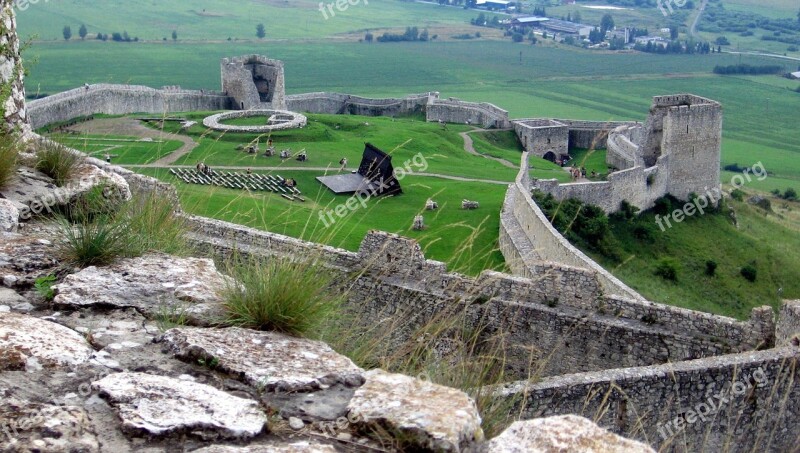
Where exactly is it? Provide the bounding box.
[0,134,20,189]
[35,141,83,186]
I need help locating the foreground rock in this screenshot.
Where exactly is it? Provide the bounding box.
[0,164,130,221]
[53,254,229,324]
[0,199,18,232]
[485,415,656,453]
[0,396,100,452]
[92,372,267,439]
[194,442,337,453]
[347,369,483,452]
[0,224,61,287]
[161,327,365,392]
[0,312,93,371]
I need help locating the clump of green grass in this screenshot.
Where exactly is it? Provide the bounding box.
[221,256,343,337]
[121,192,188,256]
[59,215,130,267]
[0,134,20,189]
[35,141,83,186]
[58,191,188,267]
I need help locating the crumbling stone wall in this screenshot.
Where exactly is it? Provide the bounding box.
[777,300,800,346]
[0,2,29,135]
[286,92,433,117]
[27,84,232,129]
[426,98,510,128]
[221,55,286,110]
[513,119,568,159]
[497,346,800,453]
[523,95,722,214]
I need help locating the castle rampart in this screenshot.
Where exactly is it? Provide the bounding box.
[286,91,433,117]
[426,98,510,129]
[496,345,800,452]
[27,84,232,129]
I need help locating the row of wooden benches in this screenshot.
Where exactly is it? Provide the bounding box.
[170,169,305,202]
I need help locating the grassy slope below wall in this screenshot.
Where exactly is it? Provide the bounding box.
[578,196,800,319]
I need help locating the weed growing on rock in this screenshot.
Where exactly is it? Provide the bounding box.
[35,141,83,186]
[0,133,19,189]
[221,256,343,337]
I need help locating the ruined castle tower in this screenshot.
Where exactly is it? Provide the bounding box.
[0,1,30,135]
[640,94,722,201]
[220,55,286,111]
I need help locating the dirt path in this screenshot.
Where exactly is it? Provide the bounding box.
[459,128,518,169]
[68,117,199,166]
[689,0,708,38]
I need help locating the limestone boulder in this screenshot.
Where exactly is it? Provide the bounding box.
[160,327,364,392]
[0,163,130,222]
[485,415,656,453]
[92,372,267,439]
[346,369,483,452]
[0,396,100,452]
[53,254,230,325]
[0,312,94,371]
[0,224,60,287]
[0,198,18,232]
[70,162,131,203]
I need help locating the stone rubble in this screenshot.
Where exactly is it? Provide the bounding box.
[0,396,100,452]
[53,254,230,325]
[0,199,19,232]
[485,415,656,453]
[92,372,267,439]
[160,326,365,392]
[347,369,484,452]
[0,312,94,371]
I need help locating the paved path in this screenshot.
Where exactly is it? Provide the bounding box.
[689,0,709,38]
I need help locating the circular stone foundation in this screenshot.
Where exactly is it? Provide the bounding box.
[203,110,307,133]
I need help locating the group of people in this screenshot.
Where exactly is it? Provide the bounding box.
[569,166,588,180]
[282,178,297,188]
[196,162,213,175]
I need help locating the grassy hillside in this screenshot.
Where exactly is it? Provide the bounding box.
[537,190,800,319]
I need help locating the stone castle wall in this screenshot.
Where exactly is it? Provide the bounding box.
[27,84,232,129]
[426,98,510,129]
[497,345,800,453]
[286,92,433,117]
[777,300,800,347]
[513,119,568,159]
[554,119,639,150]
[177,216,769,379]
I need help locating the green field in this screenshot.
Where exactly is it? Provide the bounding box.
[52,134,183,164]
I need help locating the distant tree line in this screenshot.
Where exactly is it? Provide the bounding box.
[713,64,784,75]
[375,27,430,43]
[634,40,712,54]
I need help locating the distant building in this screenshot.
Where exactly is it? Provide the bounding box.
[542,19,593,38]
[511,16,549,28]
[476,0,515,11]
[635,36,669,48]
[789,71,800,80]
[607,28,630,43]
